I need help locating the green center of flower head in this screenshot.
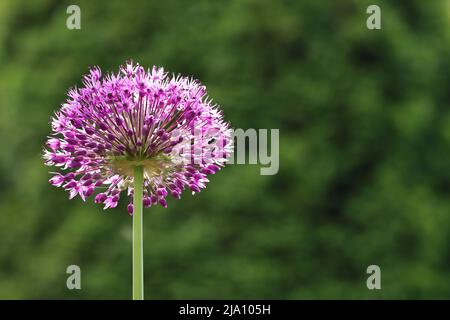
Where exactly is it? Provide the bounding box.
[108,152,178,179]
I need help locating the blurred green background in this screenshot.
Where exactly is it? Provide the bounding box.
[0,0,449,299]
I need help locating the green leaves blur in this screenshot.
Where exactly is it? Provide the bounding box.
[0,0,449,299]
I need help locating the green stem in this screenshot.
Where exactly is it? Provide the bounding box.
[133,165,144,300]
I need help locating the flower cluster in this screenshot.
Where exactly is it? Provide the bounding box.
[44,62,232,212]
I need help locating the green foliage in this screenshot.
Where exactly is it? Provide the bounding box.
[0,0,449,299]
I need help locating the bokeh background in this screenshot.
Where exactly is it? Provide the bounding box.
[0,0,449,299]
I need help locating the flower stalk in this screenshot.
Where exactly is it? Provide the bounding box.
[133,165,144,300]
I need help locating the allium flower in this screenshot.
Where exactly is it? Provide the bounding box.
[43,61,233,212]
[44,61,232,299]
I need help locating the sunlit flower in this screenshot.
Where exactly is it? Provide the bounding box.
[43,61,232,212]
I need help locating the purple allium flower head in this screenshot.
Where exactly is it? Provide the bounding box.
[44,61,233,212]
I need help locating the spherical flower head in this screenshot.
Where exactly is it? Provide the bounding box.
[43,61,233,212]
